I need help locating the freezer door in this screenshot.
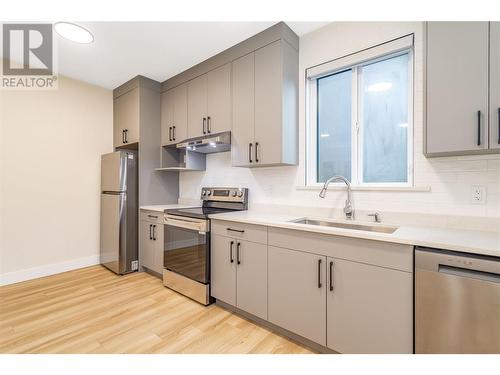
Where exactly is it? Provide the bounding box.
[100,193,126,274]
[101,151,127,192]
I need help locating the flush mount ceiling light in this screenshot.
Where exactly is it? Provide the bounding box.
[366,82,392,92]
[54,22,94,44]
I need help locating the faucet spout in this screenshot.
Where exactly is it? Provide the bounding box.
[318,175,354,220]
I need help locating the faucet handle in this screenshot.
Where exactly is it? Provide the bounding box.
[368,212,381,223]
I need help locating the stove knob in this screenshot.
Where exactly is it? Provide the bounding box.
[206,190,212,196]
[232,191,237,197]
[202,190,206,196]
[237,191,243,197]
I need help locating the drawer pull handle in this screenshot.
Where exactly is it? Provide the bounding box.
[317,259,322,289]
[147,215,158,219]
[226,228,244,233]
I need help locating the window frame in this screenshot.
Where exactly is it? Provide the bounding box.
[306,40,414,188]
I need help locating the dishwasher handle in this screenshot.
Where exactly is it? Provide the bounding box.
[438,264,500,284]
[416,247,500,277]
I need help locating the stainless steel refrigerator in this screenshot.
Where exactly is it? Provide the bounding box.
[100,151,138,274]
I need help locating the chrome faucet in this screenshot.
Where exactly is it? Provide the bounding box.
[319,175,354,220]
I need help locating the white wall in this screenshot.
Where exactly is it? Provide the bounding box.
[0,75,113,284]
[180,22,500,220]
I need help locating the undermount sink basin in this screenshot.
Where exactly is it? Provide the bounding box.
[290,218,398,234]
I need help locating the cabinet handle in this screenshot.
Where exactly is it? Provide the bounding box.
[207,116,211,133]
[226,227,244,233]
[255,142,259,163]
[317,259,322,288]
[173,126,176,141]
[169,126,172,141]
[329,261,334,291]
[248,143,253,163]
[230,241,234,263]
[477,110,481,146]
[497,108,500,144]
[152,225,156,241]
[237,242,241,265]
[125,129,128,143]
[147,214,158,219]
[203,117,207,134]
[149,224,152,240]
[122,130,125,144]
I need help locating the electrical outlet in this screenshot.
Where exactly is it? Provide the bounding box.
[471,185,486,204]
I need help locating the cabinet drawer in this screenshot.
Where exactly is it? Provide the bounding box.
[211,220,267,244]
[269,227,413,272]
[140,210,163,224]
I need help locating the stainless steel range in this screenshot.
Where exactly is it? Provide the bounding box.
[162,187,248,305]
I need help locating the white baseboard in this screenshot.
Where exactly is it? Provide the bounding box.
[0,255,100,286]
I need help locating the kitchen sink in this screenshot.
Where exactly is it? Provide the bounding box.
[289,218,398,234]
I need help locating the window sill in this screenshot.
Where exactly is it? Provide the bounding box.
[296,185,431,192]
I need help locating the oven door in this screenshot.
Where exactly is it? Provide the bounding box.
[163,215,210,284]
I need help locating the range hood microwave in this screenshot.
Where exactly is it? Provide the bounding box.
[176,131,231,154]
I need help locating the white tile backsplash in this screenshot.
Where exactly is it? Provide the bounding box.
[179,22,500,227]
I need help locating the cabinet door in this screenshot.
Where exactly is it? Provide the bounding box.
[207,63,231,134]
[139,220,154,271]
[268,246,327,346]
[426,22,489,154]
[172,83,188,143]
[211,235,236,305]
[160,89,175,146]
[187,74,208,138]
[113,87,140,148]
[326,257,413,353]
[236,240,268,320]
[490,22,500,150]
[231,52,255,167]
[152,223,164,274]
[254,40,283,165]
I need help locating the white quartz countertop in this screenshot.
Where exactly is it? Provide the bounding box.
[140,204,197,212]
[209,210,500,258]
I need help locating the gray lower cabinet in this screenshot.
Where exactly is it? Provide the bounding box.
[425,22,494,156]
[211,234,268,320]
[326,257,413,354]
[490,22,500,150]
[268,246,327,346]
[231,40,298,167]
[139,214,163,275]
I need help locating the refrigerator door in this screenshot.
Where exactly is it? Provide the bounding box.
[101,151,127,192]
[100,192,127,274]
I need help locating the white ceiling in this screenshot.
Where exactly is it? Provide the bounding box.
[52,22,328,89]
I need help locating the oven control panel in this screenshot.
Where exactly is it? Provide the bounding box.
[201,187,248,203]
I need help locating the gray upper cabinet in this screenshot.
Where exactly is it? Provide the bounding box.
[113,87,140,148]
[187,63,231,139]
[232,40,298,167]
[326,257,413,354]
[490,22,500,150]
[161,83,187,145]
[268,246,327,346]
[231,53,255,167]
[425,22,490,156]
[206,64,231,134]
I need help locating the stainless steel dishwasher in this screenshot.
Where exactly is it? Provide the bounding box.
[415,247,500,353]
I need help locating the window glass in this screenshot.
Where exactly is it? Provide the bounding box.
[317,69,352,183]
[360,54,409,183]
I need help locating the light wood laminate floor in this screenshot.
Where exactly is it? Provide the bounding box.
[0,266,312,354]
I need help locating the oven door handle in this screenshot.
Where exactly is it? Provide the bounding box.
[164,216,208,233]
